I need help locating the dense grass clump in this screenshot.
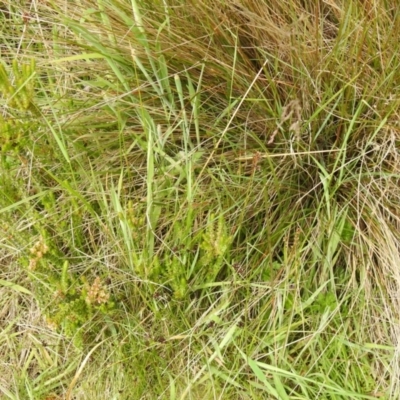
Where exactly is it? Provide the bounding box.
[1,0,400,398]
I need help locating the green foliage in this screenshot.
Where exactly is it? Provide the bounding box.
[145,211,232,299]
[0,59,39,157]
[0,114,32,155]
[0,58,38,113]
[26,238,115,347]
[1,0,400,398]
[198,213,232,282]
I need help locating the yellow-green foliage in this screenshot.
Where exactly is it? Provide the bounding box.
[0,58,37,112]
[26,238,115,347]
[198,213,232,280]
[0,58,39,155]
[142,211,232,300]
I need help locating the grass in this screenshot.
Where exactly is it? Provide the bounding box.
[1,0,400,398]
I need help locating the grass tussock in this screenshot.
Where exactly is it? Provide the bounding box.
[1,0,400,398]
